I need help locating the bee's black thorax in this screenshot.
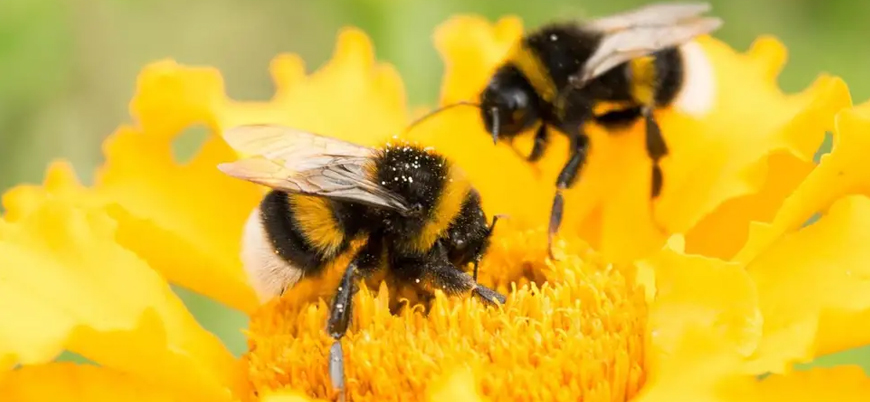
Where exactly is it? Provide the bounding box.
[370,143,451,242]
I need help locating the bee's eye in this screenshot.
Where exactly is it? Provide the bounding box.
[480,75,539,138]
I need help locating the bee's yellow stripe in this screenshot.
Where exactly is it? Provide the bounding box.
[628,56,657,106]
[508,42,558,104]
[408,166,471,254]
[592,100,637,116]
[289,194,345,257]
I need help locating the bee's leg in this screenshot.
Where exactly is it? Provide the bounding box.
[428,250,507,306]
[326,259,357,402]
[326,236,383,402]
[398,243,507,306]
[548,130,590,260]
[527,124,549,162]
[642,106,668,198]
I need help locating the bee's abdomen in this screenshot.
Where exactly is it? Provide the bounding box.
[652,47,685,107]
[240,201,307,302]
[242,191,365,302]
[259,191,345,270]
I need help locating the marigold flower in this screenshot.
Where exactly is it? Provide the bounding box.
[2,14,870,402]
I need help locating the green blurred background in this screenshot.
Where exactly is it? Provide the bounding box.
[3,0,868,371]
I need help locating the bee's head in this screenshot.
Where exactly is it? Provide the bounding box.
[480,65,541,144]
[444,211,491,269]
[443,190,503,280]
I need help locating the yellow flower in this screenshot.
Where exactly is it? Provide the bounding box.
[2,14,869,402]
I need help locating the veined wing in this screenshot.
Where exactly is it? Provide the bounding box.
[218,124,412,212]
[571,3,722,87]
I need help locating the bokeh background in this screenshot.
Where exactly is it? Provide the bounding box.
[3,0,868,370]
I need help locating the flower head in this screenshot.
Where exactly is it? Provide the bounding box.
[2,13,870,402]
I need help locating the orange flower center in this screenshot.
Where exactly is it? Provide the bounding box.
[242,225,649,401]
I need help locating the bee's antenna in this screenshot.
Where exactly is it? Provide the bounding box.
[402,101,481,135]
[490,107,500,145]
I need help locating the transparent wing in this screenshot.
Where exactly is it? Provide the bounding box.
[571,3,722,87]
[586,2,713,32]
[217,124,412,212]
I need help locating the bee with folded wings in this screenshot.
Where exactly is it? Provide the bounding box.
[217,124,506,398]
[477,2,723,257]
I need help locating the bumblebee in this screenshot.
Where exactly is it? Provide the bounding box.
[217,124,506,398]
[479,2,722,257]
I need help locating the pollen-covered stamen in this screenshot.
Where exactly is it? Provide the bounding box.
[243,224,648,401]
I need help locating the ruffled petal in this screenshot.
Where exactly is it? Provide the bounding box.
[684,151,815,260]
[0,363,184,402]
[638,342,870,402]
[645,237,762,361]
[0,198,240,400]
[736,102,870,263]
[95,127,263,313]
[2,152,263,314]
[637,237,761,402]
[633,327,746,402]
[638,242,757,401]
[740,195,870,374]
[418,16,850,263]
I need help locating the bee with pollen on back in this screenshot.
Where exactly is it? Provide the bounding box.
[217,124,506,399]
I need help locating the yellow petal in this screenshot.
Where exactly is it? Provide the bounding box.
[741,195,870,373]
[0,198,240,400]
[726,366,870,402]
[645,244,762,362]
[0,363,183,401]
[2,160,100,221]
[95,127,263,313]
[633,327,746,402]
[684,151,815,260]
[736,102,870,263]
[637,239,761,402]
[418,16,850,262]
[636,336,870,402]
[2,150,262,314]
[128,60,226,141]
